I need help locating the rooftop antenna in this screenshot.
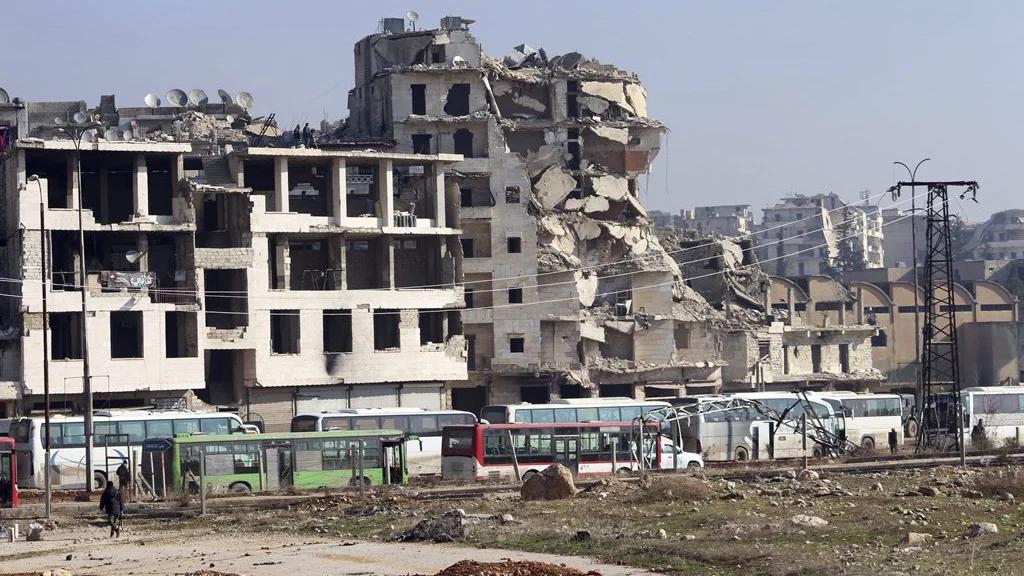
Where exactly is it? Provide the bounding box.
[187,89,209,108]
[406,10,419,31]
[217,89,232,105]
[235,92,254,111]
[166,89,187,110]
[0,87,9,105]
[144,93,161,109]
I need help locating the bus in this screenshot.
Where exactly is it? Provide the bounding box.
[479,398,671,426]
[961,386,1024,448]
[666,393,843,462]
[153,430,406,495]
[11,410,251,490]
[809,392,903,450]
[290,408,476,476]
[440,421,700,482]
[0,437,16,508]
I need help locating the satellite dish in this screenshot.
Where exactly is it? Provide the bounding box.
[452,56,467,68]
[103,128,119,141]
[166,89,187,108]
[122,129,134,141]
[235,92,254,110]
[188,89,209,107]
[0,88,9,105]
[217,89,232,105]
[225,114,236,124]
[54,117,65,126]
[80,129,96,143]
[406,10,419,30]
[144,93,160,109]
[125,250,141,264]
[72,112,88,124]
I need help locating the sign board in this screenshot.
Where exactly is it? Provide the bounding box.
[142,438,173,453]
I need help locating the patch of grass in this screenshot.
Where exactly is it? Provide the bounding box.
[636,475,710,502]
[972,468,1024,496]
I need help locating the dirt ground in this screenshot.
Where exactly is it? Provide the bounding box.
[4,462,1024,576]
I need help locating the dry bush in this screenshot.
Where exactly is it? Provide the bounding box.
[972,468,1024,496]
[637,475,709,502]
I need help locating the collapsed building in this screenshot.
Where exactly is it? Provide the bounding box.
[345,16,731,406]
[0,91,467,427]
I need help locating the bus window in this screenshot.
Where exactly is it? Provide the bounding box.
[438,414,471,429]
[321,440,346,470]
[46,423,64,447]
[482,430,511,463]
[579,431,601,458]
[11,420,30,444]
[146,420,173,439]
[352,417,380,430]
[118,421,146,443]
[173,419,201,435]
[620,407,642,421]
[444,428,475,451]
[554,408,577,423]
[321,417,351,431]
[379,415,409,432]
[409,415,438,435]
[577,408,598,422]
[94,422,117,443]
[64,423,85,446]
[530,409,555,424]
[480,407,507,424]
[233,444,259,474]
[513,410,532,423]
[598,407,621,421]
[291,416,320,432]
[201,418,231,435]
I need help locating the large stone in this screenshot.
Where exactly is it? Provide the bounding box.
[917,486,938,497]
[520,464,577,501]
[26,522,44,541]
[797,468,820,481]
[790,515,828,528]
[968,522,998,538]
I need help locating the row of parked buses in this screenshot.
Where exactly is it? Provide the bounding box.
[4,386,1024,496]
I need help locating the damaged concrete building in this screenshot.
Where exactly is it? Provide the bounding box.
[346,16,726,407]
[0,93,466,427]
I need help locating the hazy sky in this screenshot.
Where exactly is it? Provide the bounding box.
[6,1,1020,222]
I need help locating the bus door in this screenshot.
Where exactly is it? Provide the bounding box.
[264,441,293,490]
[0,440,16,508]
[553,436,579,475]
[381,437,404,484]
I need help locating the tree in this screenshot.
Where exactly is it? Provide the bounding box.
[825,206,867,281]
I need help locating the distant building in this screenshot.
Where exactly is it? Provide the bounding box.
[650,205,754,237]
[969,210,1024,261]
[881,208,926,268]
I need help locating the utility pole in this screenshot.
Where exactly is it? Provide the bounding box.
[889,179,979,461]
[894,159,929,410]
[25,175,52,517]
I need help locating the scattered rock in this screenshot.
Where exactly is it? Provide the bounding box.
[683,534,697,541]
[797,469,820,481]
[521,464,577,501]
[780,470,797,480]
[871,483,884,491]
[903,532,933,546]
[26,522,45,541]
[657,528,668,539]
[917,486,938,497]
[968,522,998,538]
[395,510,466,543]
[569,530,591,543]
[960,489,984,499]
[498,513,517,525]
[721,491,746,501]
[790,515,828,528]
[434,560,602,576]
[995,491,1015,502]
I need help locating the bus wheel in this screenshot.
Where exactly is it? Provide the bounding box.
[812,446,824,459]
[861,437,875,452]
[229,482,252,495]
[906,419,918,439]
[687,461,702,469]
[93,471,107,490]
[734,446,749,461]
[615,467,633,475]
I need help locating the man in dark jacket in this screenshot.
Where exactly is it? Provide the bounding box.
[116,460,131,502]
[888,428,899,454]
[99,480,124,538]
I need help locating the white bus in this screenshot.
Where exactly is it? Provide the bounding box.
[10,410,249,489]
[809,392,903,450]
[668,393,843,462]
[479,398,671,426]
[962,386,1024,448]
[289,408,476,476]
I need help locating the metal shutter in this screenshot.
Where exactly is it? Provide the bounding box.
[349,385,399,408]
[399,384,443,410]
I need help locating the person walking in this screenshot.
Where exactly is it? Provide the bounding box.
[116,460,132,501]
[887,428,898,455]
[99,480,124,538]
[302,123,311,147]
[292,124,301,146]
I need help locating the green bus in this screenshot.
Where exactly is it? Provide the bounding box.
[151,430,407,495]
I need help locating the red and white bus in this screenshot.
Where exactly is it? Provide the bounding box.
[0,436,17,508]
[441,421,680,481]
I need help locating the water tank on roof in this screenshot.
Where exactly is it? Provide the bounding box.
[440,16,465,30]
[381,17,405,34]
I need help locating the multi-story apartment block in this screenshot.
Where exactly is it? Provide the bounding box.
[0,95,467,427]
[346,16,723,408]
[653,205,754,237]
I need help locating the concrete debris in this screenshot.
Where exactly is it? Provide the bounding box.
[968,522,998,538]
[520,464,577,501]
[625,83,648,118]
[563,198,585,211]
[579,320,605,343]
[572,219,602,241]
[577,96,610,115]
[587,125,629,146]
[172,111,246,142]
[903,532,933,546]
[790,514,828,528]
[574,271,598,306]
[590,175,629,201]
[580,81,634,115]
[26,522,44,541]
[581,196,610,214]
[396,509,467,543]
[533,166,577,210]
[434,560,601,576]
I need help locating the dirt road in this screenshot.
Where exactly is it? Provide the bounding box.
[0,523,658,576]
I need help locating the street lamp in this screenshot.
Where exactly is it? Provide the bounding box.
[22,175,52,518]
[893,159,929,409]
[54,115,100,494]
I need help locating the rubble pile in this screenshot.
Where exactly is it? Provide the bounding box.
[432,560,601,576]
[171,111,247,142]
[396,509,467,543]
